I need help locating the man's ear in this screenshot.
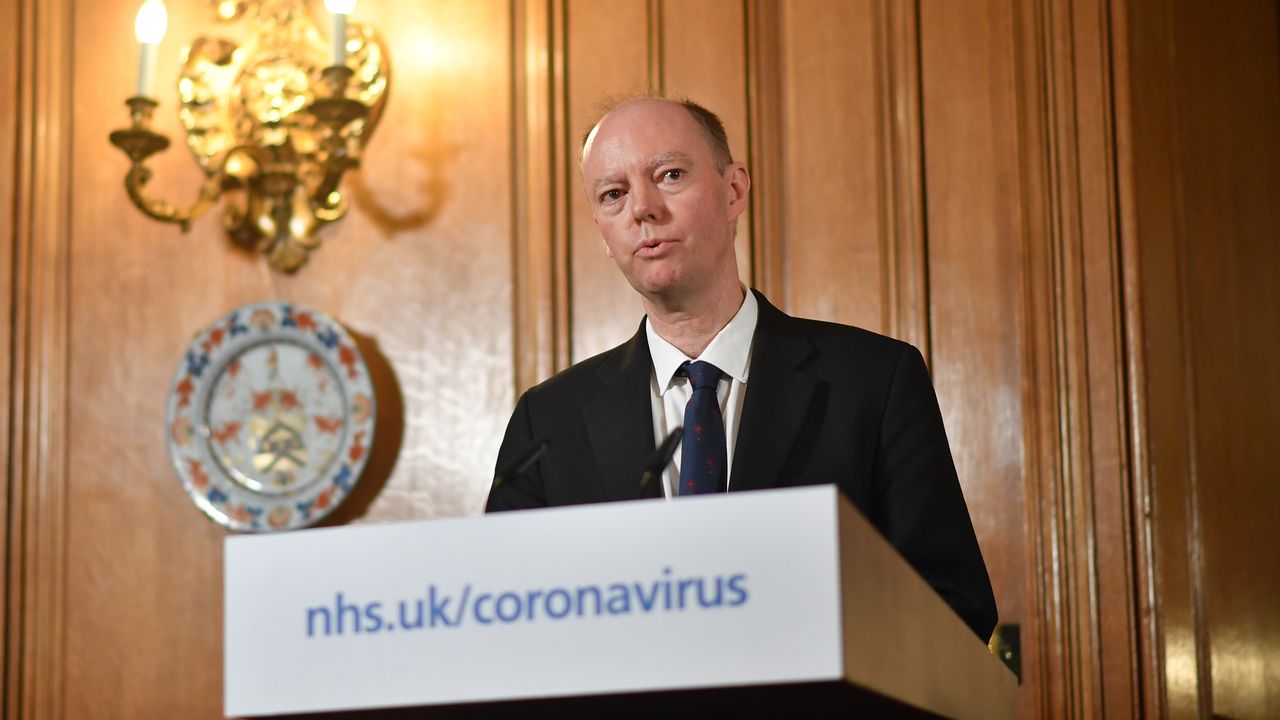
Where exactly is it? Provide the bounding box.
[725,163,751,220]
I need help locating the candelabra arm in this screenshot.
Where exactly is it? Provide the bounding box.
[120,163,223,232]
[110,96,223,232]
[307,66,369,223]
[311,155,358,221]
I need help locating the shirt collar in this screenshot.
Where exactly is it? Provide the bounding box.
[646,289,758,395]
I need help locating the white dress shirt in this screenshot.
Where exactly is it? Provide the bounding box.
[645,290,759,499]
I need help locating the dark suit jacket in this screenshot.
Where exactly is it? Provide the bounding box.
[487,290,998,641]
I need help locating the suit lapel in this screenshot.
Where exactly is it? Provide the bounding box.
[729,292,820,492]
[583,322,659,502]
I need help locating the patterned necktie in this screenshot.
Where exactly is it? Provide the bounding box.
[677,360,727,495]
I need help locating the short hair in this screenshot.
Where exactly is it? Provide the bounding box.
[581,95,734,172]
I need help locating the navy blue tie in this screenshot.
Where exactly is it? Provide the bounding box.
[677,361,727,495]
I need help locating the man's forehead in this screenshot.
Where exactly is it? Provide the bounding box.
[594,96,685,129]
[582,100,706,170]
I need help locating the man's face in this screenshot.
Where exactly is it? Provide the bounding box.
[581,101,749,304]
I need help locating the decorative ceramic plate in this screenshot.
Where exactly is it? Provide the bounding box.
[165,302,376,532]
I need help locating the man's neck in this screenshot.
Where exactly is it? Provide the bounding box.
[644,283,747,359]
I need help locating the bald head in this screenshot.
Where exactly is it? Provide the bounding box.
[581,97,734,173]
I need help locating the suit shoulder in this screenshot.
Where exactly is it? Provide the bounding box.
[521,337,635,405]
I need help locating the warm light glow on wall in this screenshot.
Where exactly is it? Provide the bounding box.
[399,26,463,73]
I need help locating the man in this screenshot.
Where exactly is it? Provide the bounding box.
[487,97,997,641]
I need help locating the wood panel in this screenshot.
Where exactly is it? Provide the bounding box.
[917,0,1036,716]
[1064,0,1142,713]
[744,0,784,301]
[0,0,17,707]
[512,0,572,390]
[777,1,885,331]
[1012,0,1142,716]
[62,1,516,718]
[872,0,930,357]
[1170,2,1280,717]
[745,0,928,350]
[1109,0,1194,715]
[8,0,74,716]
[1115,0,1280,717]
[6,1,1276,718]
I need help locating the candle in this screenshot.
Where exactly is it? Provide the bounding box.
[134,0,167,97]
[324,0,357,67]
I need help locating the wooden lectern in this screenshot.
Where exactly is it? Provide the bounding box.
[225,487,1016,719]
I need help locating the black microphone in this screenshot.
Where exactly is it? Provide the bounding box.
[639,427,682,495]
[492,438,549,488]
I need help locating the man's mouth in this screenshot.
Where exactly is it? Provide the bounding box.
[636,239,675,257]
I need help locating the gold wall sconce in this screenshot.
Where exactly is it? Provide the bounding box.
[109,0,390,272]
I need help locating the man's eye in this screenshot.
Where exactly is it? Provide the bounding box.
[663,169,684,181]
[600,189,623,203]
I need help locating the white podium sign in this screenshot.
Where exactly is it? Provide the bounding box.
[225,486,845,717]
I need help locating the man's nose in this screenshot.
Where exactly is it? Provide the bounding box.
[630,183,667,223]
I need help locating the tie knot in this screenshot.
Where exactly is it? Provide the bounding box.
[678,360,723,391]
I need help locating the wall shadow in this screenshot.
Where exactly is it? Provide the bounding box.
[318,327,404,527]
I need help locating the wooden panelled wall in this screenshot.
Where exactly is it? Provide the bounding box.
[4,0,1277,718]
[1116,1,1280,718]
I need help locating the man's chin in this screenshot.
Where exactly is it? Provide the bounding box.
[632,278,698,308]
[637,270,683,293]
